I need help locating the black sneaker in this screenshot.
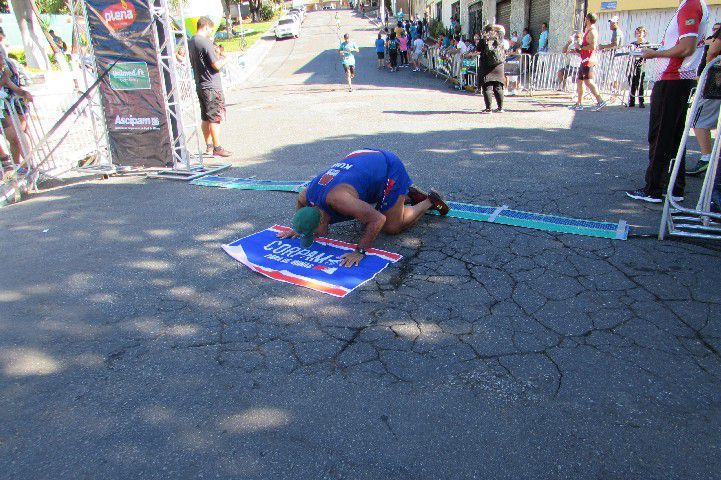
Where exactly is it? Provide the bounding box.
[687,159,709,176]
[625,189,662,203]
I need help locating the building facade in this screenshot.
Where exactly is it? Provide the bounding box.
[408,0,582,52]
[588,0,721,46]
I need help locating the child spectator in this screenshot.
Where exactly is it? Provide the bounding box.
[399,31,409,67]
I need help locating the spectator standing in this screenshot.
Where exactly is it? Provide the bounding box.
[394,21,405,40]
[188,17,231,157]
[0,53,33,169]
[387,32,399,71]
[510,31,520,52]
[48,30,67,54]
[569,13,607,111]
[339,33,359,92]
[520,28,532,54]
[412,35,425,72]
[628,26,649,107]
[538,23,549,52]
[626,0,709,203]
[477,25,506,113]
[558,33,583,91]
[375,32,385,69]
[689,23,721,175]
[422,17,429,39]
[601,15,624,50]
[399,31,409,67]
[697,21,721,75]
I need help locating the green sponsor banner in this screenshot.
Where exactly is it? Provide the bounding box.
[109,61,151,90]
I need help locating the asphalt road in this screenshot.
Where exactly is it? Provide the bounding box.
[1,10,720,480]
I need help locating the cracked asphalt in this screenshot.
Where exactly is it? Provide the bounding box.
[1,10,721,480]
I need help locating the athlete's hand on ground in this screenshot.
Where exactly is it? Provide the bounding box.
[339,252,364,267]
[277,229,299,239]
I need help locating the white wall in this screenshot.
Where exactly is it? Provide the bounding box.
[597,6,721,46]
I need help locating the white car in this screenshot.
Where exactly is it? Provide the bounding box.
[289,8,304,22]
[275,16,300,39]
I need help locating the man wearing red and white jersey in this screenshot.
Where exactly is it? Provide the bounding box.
[626,0,709,203]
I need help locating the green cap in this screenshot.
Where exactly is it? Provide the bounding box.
[292,206,321,248]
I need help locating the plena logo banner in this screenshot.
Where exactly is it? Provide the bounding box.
[223,225,402,298]
[102,0,136,30]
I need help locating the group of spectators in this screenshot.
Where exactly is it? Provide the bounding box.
[0,27,34,178]
[374,19,428,73]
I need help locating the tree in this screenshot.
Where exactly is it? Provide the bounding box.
[220,0,234,40]
[9,0,50,70]
[249,0,262,23]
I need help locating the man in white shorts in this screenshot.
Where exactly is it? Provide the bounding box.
[412,35,425,71]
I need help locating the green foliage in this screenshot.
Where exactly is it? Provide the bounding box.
[259,3,274,22]
[7,49,25,65]
[35,0,68,14]
[429,19,445,38]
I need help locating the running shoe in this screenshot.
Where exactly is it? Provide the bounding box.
[493,108,504,113]
[407,185,428,205]
[593,100,608,111]
[205,144,213,156]
[569,104,583,111]
[213,146,232,158]
[428,189,450,215]
[481,108,492,114]
[687,159,709,176]
[625,189,662,203]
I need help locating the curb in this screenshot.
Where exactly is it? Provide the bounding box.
[222,22,280,90]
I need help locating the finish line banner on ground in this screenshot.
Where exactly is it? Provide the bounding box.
[222,226,402,297]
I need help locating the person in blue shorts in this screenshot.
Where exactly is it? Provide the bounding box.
[279,149,449,267]
[375,32,385,69]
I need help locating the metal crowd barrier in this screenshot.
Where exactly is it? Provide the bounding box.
[528,48,649,103]
[1,77,109,197]
[659,57,721,241]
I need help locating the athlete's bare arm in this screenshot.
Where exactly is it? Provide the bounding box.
[326,186,386,267]
[642,36,697,59]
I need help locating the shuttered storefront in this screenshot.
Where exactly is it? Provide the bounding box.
[496,0,511,36]
[468,1,483,36]
[528,0,550,52]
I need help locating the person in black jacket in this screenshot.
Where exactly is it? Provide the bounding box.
[471,25,506,113]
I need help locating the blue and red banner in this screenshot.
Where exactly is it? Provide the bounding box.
[223,225,402,297]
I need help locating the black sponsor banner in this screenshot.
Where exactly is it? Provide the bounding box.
[85,0,171,167]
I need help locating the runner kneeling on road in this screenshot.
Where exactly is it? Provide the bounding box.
[278,149,450,267]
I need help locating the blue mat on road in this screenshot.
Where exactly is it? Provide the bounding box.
[191,175,309,192]
[192,176,629,240]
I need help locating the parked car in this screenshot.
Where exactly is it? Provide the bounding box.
[275,16,300,39]
[288,10,303,24]
[289,8,304,22]
[322,5,334,10]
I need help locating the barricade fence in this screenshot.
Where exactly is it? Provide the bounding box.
[421,45,533,94]
[529,48,650,103]
[419,42,650,103]
[1,73,109,198]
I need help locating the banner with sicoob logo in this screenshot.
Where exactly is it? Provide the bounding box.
[85,0,171,167]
